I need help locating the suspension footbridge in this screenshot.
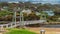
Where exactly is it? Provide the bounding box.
[0,20,46,28]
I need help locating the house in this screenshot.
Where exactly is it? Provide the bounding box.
[21,9,32,14]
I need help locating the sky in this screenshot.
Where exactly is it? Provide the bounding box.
[0,0,60,4]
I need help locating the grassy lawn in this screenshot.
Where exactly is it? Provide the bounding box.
[5,28,37,34]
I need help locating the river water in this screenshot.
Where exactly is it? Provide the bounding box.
[42,25,60,28]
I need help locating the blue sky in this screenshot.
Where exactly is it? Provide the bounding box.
[0,0,60,4]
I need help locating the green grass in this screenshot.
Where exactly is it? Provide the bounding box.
[5,28,37,34]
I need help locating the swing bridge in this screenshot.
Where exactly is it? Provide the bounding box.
[0,20,46,28]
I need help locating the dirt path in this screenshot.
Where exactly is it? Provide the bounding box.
[27,27,60,34]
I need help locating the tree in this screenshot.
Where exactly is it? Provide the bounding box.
[38,11,48,20]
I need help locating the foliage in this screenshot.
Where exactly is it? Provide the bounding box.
[0,11,13,17]
[23,11,40,21]
[0,11,13,21]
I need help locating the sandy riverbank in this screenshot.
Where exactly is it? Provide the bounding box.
[26,27,60,34]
